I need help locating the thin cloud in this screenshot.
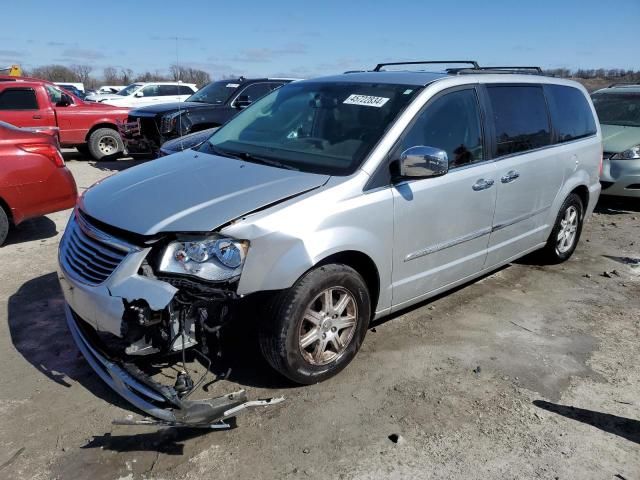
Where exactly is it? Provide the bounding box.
[228,43,309,63]
[60,48,106,61]
[0,49,25,57]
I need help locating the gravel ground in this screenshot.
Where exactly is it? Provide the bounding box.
[0,152,638,480]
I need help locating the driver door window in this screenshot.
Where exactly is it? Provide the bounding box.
[397,88,484,169]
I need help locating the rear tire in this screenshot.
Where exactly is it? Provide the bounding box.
[0,206,10,246]
[87,128,124,161]
[259,264,371,384]
[539,193,584,264]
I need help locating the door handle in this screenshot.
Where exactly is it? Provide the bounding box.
[32,115,42,119]
[500,170,520,183]
[472,178,495,191]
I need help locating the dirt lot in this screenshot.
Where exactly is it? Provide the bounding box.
[0,152,638,480]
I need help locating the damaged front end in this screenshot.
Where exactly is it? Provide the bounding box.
[58,210,281,427]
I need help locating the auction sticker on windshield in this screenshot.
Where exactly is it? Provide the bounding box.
[343,94,390,107]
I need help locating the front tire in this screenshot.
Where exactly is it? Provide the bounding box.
[87,128,124,161]
[259,264,371,384]
[540,193,584,263]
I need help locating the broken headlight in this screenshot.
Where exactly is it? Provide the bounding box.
[159,236,249,281]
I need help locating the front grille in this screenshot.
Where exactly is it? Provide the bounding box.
[60,214,131,285]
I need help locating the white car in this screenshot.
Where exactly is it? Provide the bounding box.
[84,82,198,107]
[97,85,126,94]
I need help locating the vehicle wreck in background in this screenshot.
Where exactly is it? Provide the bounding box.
[119,77,293,156]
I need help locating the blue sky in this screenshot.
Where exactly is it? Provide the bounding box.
[2,0,639,80]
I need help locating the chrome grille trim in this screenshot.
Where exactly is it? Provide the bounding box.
[60,213,138,286]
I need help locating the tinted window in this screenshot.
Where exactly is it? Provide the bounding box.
[186,80,238,105]
[487,86,551,156]
[178,85,194,95]
[157,85,180,96]
[397,88,484,168]
[237,83,275,102]
[546,85,597,142]
[141,85,159,97]
[0,88,38,110]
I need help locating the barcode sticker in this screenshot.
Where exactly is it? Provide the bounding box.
[343,94,390,108]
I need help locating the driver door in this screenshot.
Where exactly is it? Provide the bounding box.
[391,87,497,309]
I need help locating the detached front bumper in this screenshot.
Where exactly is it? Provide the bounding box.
[65,305,267,426]
[600,157,640,198]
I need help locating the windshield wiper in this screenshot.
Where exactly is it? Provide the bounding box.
[205,143,244,160]
[240,152,299,171]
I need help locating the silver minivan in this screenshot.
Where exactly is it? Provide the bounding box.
[58,62,602,425]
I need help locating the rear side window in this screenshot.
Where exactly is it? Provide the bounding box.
[546,85,597,142]
[178,85,195,95]
[0,88,38,110]
[487,85,551,157]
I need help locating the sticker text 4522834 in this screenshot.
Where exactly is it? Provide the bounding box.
[343,94,390,108]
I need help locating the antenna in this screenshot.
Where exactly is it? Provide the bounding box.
[175,36,184,154]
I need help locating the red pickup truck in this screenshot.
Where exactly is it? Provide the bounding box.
[0,76,129,160]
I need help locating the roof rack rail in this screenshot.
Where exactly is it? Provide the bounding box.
[450,66,544,75]
[373,60,479,72]
[608,82,640,88]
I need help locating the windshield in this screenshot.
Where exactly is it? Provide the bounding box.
[117,84,142,96]
[592,92,640,127]
[198,81,420,175]
[186,80,239,104]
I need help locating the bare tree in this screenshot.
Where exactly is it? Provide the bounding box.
[170,64,211,87]
[70,64,93,84]
[29,64,77,82]
[103,66,119,84]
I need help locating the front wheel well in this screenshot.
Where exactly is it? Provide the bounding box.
[316,251,380,314]
[85,123,118,142]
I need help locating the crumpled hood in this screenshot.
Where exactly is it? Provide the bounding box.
[601,124,640,154]
[80,150,329,235]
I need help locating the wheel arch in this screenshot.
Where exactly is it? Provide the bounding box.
[84,122,119,142]
[570,184,589,215]
[314,250,381,314]
[0,196,14,225]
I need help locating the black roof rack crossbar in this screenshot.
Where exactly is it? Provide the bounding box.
[608,82,640,88]
[478,66,542,73]
[373,60,479,72]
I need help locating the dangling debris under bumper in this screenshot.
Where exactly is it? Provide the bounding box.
[65,304,283,428]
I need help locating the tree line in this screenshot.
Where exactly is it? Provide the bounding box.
[21,63,640,90]
[24,64,212,88]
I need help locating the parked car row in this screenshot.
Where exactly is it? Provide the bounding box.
[0,121,77,245]
[56,61,609,426]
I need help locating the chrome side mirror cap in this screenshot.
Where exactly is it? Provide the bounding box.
[399,146,449,178]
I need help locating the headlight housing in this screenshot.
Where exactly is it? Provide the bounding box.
[161,111,183,134]
[159,235,249,282]
[611,145,640,160]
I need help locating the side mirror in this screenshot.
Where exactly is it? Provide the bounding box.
[397,146,448,179]
[233,95,252,109]
[134,92,144,98]
[56,93,72,107]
